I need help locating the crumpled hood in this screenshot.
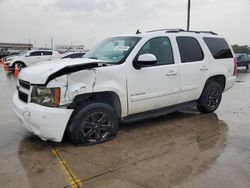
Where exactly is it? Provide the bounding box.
[19,58,103,84]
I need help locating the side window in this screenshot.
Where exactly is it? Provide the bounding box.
[42,51,53,56]
[203,37,233,59]
[71,53,84,58]
[30,51,42,56]
[138,37,174,66]
[62,53,85,59]
[62,54,71,59]
[176,37,204,63]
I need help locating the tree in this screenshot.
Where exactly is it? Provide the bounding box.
[231,44,250,54]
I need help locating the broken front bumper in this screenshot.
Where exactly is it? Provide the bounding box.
[13,91,73,142]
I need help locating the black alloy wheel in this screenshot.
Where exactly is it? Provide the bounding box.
[81,111,113,143]
[206,87,220,110]
[197,81,222,113]
[69,102,119,145]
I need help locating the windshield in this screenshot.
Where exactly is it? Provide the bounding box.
[18,51,28,56]
[84,36,141,64]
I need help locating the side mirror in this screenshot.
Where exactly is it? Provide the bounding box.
[25,54,30,57]
[134,54,157,69]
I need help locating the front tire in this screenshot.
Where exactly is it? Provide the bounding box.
[68,102,119,145]
[13,62,25,71]
[197,81,222,113]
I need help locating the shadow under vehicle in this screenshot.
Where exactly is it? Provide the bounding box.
[18,110,228,188]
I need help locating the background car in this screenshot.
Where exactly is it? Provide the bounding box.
[235,53,250,70]
[3,51,25,61]
[4,50,60,70]
[0,51,10,59]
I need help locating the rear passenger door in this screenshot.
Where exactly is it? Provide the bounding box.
[176,36,210,103]
[41,51,53,61]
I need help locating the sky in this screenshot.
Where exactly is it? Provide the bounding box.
[0,0,249,49]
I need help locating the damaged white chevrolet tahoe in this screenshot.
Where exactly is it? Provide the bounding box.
[13,29,236,145]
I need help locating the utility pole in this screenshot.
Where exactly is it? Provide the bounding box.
[51,37,53,50]
[187,0,191,31]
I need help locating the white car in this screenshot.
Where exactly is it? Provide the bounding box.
[5,50,60,70]
[13,29,236,145]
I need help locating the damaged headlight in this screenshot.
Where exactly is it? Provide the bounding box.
[31,87,60,107]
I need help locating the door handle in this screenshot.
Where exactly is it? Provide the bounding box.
[200,66,208,71]
[166,70,178,76]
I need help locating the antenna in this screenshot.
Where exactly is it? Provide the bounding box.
[136,29,141,34]
[51,37,53,50]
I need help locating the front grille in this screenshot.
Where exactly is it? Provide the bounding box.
[19,79,30,90]
[18,90,28,103]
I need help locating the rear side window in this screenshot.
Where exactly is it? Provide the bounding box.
[62,53,85,59]
[176,37,204,63]
[203,37,233,59]
[42,51,52,56]
[30,51,42,56]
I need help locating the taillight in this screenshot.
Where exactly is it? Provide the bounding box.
[233,57,237,76]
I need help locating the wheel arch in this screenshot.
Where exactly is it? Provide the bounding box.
[64,91,122,140]
[70,91,122,118]
[13,61,26,68]
[200,74,226,98]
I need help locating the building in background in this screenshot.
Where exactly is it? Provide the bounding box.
[0,42,33,51]
[56,44,86,53]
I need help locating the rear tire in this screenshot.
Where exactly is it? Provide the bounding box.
[68,102,119,145]
[197,81,222,113]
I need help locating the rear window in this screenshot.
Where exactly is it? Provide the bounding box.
[176,37,204,63]
[203,37,233,59]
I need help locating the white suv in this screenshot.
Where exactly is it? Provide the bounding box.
[5,50,60,70]
[13,29,236,145]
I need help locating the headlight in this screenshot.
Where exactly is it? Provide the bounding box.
[31,87,60,107]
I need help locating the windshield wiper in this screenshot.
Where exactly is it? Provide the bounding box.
[86,56,115,65]
[88,57,98,59]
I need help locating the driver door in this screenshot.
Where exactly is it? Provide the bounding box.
[127,37,180,114]
[26,51,43,65]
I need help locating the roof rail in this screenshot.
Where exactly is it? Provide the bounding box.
[197,31,218,35]
[146,29,185,33]
[166,30,217,35]
[146,28,218,35]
